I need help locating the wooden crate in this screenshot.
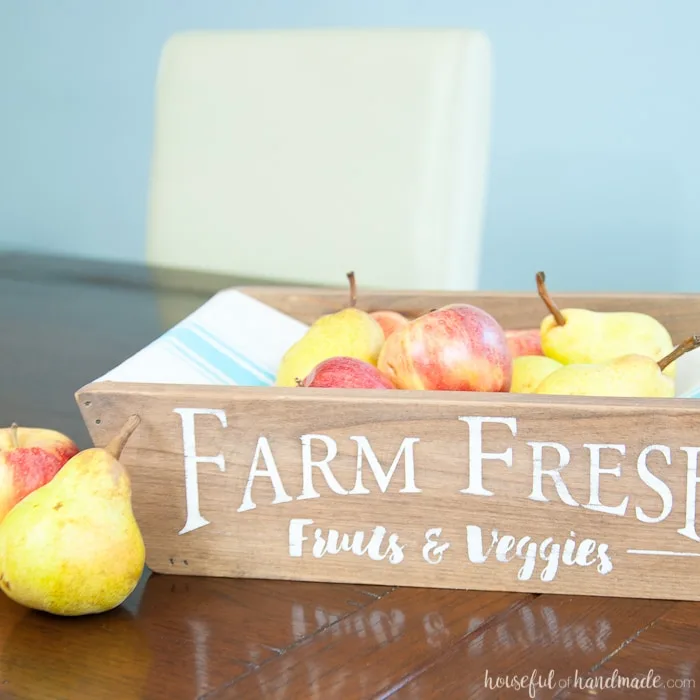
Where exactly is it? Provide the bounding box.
[75,287,700,601]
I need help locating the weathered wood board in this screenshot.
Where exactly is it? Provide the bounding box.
[75,288,700,601]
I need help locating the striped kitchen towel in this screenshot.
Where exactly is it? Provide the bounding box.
[94,289,309,386]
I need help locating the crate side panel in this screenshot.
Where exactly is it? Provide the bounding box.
[78,383,700,602]
[236,288,700,341]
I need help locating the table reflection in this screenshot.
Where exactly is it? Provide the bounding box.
[0,606,152,700]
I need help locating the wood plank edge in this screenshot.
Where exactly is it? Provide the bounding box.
[139,564,700,603]
[375,593,537,699]
[207,589,536,700]
[201,585,403,698]
[232,286,700,302]
[549,609,672,699]
[74,380,700,414]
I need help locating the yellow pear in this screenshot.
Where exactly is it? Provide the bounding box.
[535,272,676,378]
[0,415,146,616]
[533,335,700,398]
[511,355,562,393]
[276,271,385,387]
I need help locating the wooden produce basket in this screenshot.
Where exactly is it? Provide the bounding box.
[75,286,700,602]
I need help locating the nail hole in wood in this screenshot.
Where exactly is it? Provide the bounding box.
[84,400,91,407]
[95,419,101,424]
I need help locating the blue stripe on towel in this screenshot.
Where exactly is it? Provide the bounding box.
[167,338,231,384]
[163,326,271,386]
[189,321,276,384]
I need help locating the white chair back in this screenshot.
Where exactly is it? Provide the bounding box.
[146,28,492,290]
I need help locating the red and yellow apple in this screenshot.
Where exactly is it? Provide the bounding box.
[505,328,543,358]
[377,304,512,391]
[300,356,395,389]
[369,310,410,340]
[0,423,79,522]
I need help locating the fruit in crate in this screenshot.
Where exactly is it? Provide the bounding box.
[536,271,676,377]
[0,423,79,523]
[300,356,395,389]
[276,272,385,387]
[534,335,700,398]
[505,328,543,357]
[370,310,409,339]
[377,304,512,391]
[0,415,146,616]
[510,355,562,393]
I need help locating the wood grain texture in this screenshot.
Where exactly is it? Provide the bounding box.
[391,594,675,699]
[5,253,700,699]
[0,601,155,700]
[135,575,392,699]
[238,286,700,341]
[558,602,700,698]
[76,379,700,601]
[211,588,532,699]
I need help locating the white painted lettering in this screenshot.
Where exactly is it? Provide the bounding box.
[539,537,560,582]
[173,407,227,535]
[495,535,517,563]
[635,445,673,524]
[516,538,538,581]
[574,538,598,566]
[465,525,499,563]
[423,528,450,564]
[678,446,700,542]
[349,436,421,495]
[238,436,293,513]
[464,525,613,581]
[596,544,614,574]
[298,434,348,500]
[288,518,314,556]
[562,531,577,566]
[290,519,404,563]
[584,444,629,516]
[527,441,579,507]
[459,416,518,496]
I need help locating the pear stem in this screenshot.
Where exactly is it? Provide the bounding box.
[295,377,303,387]
[346,271,357,308]
[536,271,566,326]
[658,335,700,372]
[9,423,19,449]
[105,414,141,461]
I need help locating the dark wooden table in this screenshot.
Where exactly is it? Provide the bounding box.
[1,251,698,699]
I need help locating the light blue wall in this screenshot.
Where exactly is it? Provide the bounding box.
[1,0,698,292]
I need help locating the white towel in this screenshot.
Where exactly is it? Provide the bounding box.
[94,290,309,386]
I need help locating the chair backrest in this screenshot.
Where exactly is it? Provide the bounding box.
[146,28,492,291]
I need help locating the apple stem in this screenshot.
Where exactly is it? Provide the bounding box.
[9,423,19,449]
[295,378,303,387]
[536,271,566,326]
[658,335,700,372]
[104,414,141,461]
[346,271,357,308]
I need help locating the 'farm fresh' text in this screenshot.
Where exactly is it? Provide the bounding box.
[171,408,700,583]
